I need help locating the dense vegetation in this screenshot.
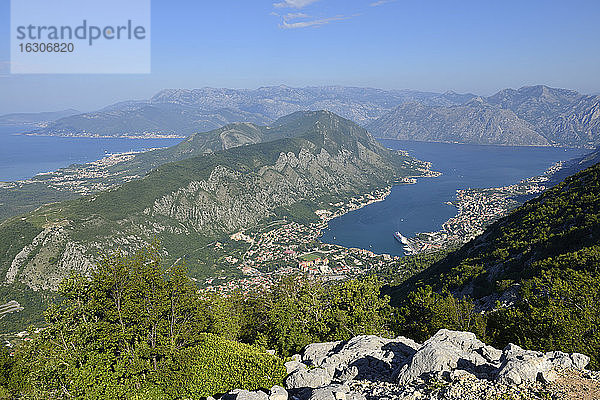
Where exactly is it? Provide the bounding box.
[3,139,600,396]
[390,162,600,368]
[0,245,396,398]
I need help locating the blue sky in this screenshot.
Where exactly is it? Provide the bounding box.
[1,0,599,113]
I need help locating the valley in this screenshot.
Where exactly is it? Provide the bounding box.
[0,111,429,295]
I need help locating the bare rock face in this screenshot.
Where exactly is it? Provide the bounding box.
[285,368,333,389]
[219,330,593,400]
[495,343,590,385]
[303,341,343,368]
[303,335,420,381]
[222,389,269,400]
[395,330,589,386]
[396,329,502,384]
[284,359,307,375]
[305,383,366,400]
[268,385,288,400]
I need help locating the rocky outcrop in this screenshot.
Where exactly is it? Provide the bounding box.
[395,329,502,384]
[496,343,589,386]
[222,329,593,400]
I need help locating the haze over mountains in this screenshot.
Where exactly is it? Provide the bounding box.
[14,85,600,148]
[24,86,475,138]
[369,85,600,148]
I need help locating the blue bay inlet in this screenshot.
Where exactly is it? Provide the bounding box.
[320,140,588,256]
[0,125,182,182]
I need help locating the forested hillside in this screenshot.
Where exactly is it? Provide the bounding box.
[388,161,600,367]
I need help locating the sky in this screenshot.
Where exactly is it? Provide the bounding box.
[1,0,600,113]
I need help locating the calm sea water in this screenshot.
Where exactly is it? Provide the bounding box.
[0,127,590,256]
[320,140,588,256]
[0,125,182,181]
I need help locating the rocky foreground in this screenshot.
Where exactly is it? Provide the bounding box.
[221,329,600,400]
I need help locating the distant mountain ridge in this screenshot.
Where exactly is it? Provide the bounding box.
[30,104,271,138]
[29,86,476,138]
[23,85,600,147]
[367,98,549,146]
[0,116,335,223]
[149,86,476,124]
[369,85,600,148]
[0,109,80,126]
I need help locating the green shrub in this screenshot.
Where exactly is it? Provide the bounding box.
[395,286,487,343]
[487,268,600,368]
[170,333,286,398]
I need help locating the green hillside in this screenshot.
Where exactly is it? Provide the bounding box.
[0,111,426,296]
[0,113,337,223]
[388,161,600,366]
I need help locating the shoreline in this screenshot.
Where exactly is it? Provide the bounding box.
[398,160,566,256]
[21,133,187,139]
[378,137,591,150]
[202,183,422,295]
[201,167,441,294]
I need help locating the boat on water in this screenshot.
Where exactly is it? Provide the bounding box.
[393,231,409,245]
[394,231,416,255]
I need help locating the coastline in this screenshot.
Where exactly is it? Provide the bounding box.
[200,164,441,294]
[378,137,592,150]
[399,160,566,255]
[22,133,187,139]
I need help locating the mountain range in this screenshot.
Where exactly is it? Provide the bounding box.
[20,85,600,148]
[0,117,338,222]
[0,111,427,292]
[369,85,600,148]
[26,86,475,138]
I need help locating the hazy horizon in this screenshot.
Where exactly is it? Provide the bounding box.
[1,0,600,113]
[1,83,599,116]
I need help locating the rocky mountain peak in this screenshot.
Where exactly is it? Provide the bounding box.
[464,96,489,107]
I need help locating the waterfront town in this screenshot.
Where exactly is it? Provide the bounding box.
[199,186,405,294]
[200,161,566,295]
[0,150,147,195]
[399,161,564,254]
